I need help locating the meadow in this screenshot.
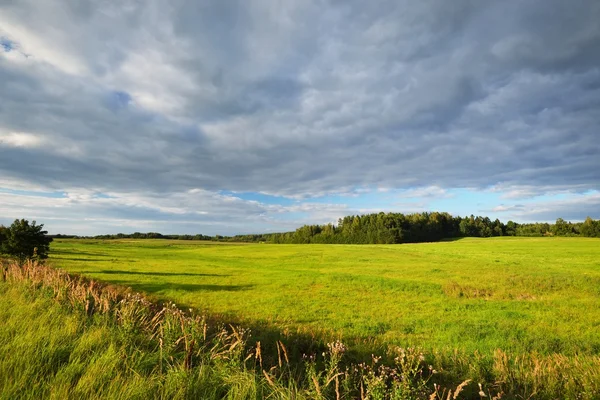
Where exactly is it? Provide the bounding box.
[2,237,600,399]
[1,261,502,399]
[50,237,600,357]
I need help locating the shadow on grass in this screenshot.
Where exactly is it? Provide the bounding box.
[110,281,253,293]
[109,282,336,367]
[98,270,229,278]
[51,249,111,257]
[55,257,114,262]
[437,237,469,242]
[71,271,385,372]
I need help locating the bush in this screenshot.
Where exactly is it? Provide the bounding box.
[0,219,53,263]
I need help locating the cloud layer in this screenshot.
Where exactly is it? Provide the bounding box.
[1,1,599,233]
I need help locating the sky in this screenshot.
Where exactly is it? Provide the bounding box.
[0,0,599,235]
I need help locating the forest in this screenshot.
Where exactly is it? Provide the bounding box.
[264,213,600,244]
[49,213,600,244]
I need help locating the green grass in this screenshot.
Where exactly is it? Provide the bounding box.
[50,237,600,357]
[0,272,298,399]
[1,261,486,400]
[4,242,600,399]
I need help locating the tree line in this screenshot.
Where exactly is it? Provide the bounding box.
[264,213,600,244]
[50,213,600,244]
[53,231,272,243]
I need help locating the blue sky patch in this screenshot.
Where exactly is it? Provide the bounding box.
[0,188,66,198]
[106,90,132,111]
[0,37,14,52]
[221,191,297,206]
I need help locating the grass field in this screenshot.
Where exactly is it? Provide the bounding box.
[50,237,600,358]
[4,262,525,399]
[0,266,308,399]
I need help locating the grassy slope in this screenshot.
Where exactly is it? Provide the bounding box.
[50,237,600,357]
[0,283,171,399]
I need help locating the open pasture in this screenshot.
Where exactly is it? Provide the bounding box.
[50,237,600,355]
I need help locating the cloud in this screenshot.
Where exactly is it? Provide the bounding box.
[0,0,599,233]
[397,186,451,199]
[494,192,600,222]
[0,188,356,235]
[489,183,597,200]
[0,131,44,148]
[491,204,525,212]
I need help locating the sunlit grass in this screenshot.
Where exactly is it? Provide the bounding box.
[3,253,600,399]
[0,269,289,399]
[50,237,600,356]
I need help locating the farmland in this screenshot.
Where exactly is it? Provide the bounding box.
[49,237,600,357]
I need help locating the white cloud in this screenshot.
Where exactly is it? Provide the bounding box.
[485,191,600,222]
[0,132,44,148]
[0,16,87,75]
[397,186,451,199]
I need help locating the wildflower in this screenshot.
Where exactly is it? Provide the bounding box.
[327,340,347,355]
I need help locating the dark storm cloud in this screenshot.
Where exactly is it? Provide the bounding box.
[0,0,599,204]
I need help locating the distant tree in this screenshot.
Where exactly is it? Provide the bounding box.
[505,221,517,236]
[1,219,53,263]
[552,218,574,236]
[580,217,600,238]
[459,216,478,237]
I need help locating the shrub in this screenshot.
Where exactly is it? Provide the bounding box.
[0,219,53,263]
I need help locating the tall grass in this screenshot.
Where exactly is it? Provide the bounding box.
[1,260,599,399]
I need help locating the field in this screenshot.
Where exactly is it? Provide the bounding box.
[50,237,600,357]
[0,265,306,399]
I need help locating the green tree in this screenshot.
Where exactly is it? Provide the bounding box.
[505,221,517,236]
[459,216,478,237]
[0,225,8,250]
[552,218,573,236]
[580,217,600,237]
[1,219,53,263]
